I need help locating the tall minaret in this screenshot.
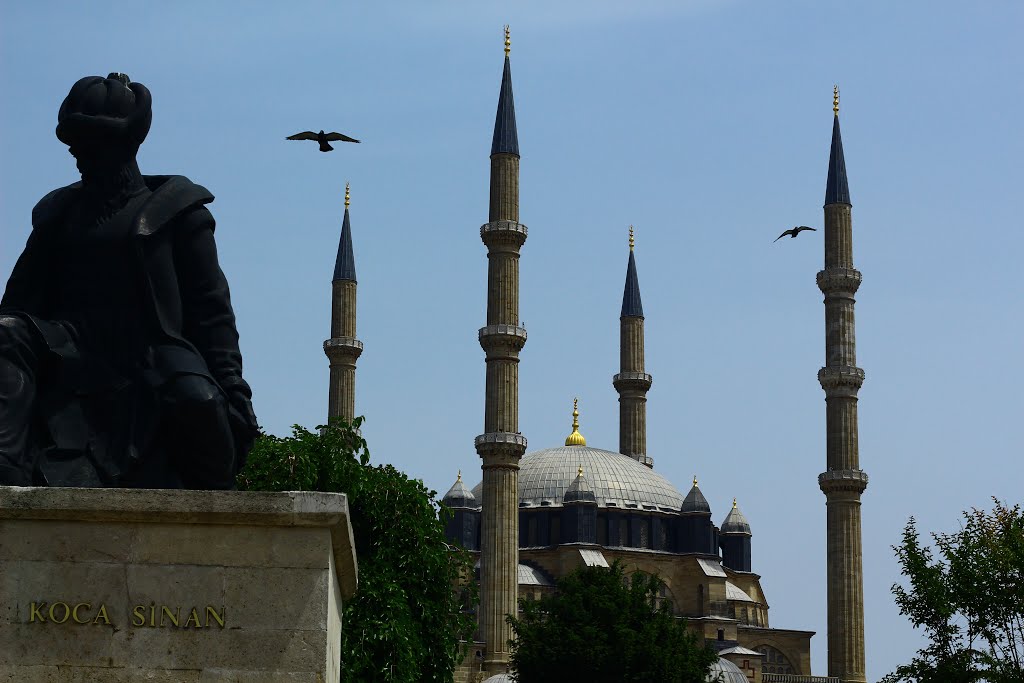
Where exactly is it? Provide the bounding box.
[817,87,868,683]
[613,227,653,467]
[476,25,527,673]
[324,182,363,423]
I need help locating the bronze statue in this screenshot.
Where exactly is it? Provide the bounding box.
[0,73,258,489]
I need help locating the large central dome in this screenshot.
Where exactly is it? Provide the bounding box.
[474,446,685,512]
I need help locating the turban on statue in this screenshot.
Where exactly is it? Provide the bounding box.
[56,73,152,150]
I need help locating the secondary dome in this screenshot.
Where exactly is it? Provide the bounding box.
[474,445,685,511]
[705,658,748,683]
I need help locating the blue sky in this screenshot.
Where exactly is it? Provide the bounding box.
[2,1,1022,678]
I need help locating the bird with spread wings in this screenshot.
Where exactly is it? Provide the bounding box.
[286,129,361,152]
[774,226,817,242]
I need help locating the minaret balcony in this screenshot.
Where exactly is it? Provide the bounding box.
[818,468,869,494]
[613,372,653,392]
[478,324,527,353]
[480,220,528,248]
[816,267,862,296]
[475,432,528,463]
[323,337,364,358]
[817,365,864,397]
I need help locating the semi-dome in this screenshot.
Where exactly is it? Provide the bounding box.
[473,445,685,511]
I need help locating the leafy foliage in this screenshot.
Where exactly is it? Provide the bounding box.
[507,561,718,683]
[238,418,478,683]
[882,499,1024,683]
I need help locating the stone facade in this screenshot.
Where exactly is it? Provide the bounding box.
[0,487,357,682]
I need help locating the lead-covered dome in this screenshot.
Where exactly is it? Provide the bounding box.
[705,658,748,683]
[474,446,685,511]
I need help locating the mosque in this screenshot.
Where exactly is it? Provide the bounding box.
[323,29,867,683]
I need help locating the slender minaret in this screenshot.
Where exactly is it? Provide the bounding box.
[476,26,527,673]
[324,182,363,423]
[817,87,868,683]
[613,227,654,467]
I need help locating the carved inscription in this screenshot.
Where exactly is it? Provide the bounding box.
[27,602,225,629]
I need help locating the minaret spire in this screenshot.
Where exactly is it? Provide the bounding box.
[476,26,528,674]
[614,226,653,467]
[817,87,868,683]
[324,181,363,423]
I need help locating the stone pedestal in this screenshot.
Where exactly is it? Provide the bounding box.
[0,487,358,682]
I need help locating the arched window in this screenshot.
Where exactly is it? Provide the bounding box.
[757,645,795,674]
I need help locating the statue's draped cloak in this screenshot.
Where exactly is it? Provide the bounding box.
[0,175,252,486]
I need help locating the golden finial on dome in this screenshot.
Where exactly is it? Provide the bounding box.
[629,225,635,251]
[578,465,584,477]
[456,469,462,482]
[833,85,840,116]
[733,497,738,509]
[693,475,698,487]
[504,25,511,56]
[345,182,351,208]
[565,397,587,446]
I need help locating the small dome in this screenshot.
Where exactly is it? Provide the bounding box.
[705,657,748,683]
[482,675,516,683]
[681,477,711,513]
[441,471,477,509]
[563,467,597,504]
[721,499,751,534]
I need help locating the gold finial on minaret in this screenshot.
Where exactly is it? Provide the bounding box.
[457,469,462,482]
[693,475,698,487]
[504,25,511,56]
[565,397,587,446]
[629,225,635,251]
[833,85,840,116]
[733,497,738,509]
[345,182,351,208]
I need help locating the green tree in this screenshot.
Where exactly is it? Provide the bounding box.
[883,499,1024,683]
[238,418,477,683]
[507,561,719,683]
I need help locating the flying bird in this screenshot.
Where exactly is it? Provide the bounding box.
[286,130,361,152]
[774,226,817,242]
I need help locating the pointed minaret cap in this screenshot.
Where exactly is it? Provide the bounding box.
[721,498,752,535]
[824,85,851,206]
[621,226,644,318]
[681,475,711,513]
[563,464,597,504]
[442,470,478,509]
[333,182,357,282]
[491,25,519,157]
[564,397,587,446]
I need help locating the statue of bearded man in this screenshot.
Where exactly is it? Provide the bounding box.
[0,73,258,489]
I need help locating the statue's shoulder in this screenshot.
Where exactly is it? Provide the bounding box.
[137,175,215,237]
[30,181,82,233]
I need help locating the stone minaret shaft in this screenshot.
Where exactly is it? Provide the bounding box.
[324,184,363,423]
[476,28,526,672]
[817,89,868,683]
[613,229,653,467]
